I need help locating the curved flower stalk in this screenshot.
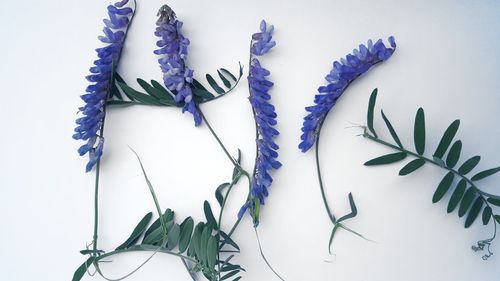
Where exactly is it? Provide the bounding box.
[299,37,396,152]
[73,0,135,172]
[154,5,201,125]
[299,37,396,252]
[238,20,281,227]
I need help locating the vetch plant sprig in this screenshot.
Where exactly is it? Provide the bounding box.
[73,0,136,172]
[239,20,281,227]
[299,37,396,253]
[362,89,500,260]
[154,4,200,125]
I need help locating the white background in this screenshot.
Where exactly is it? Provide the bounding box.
[1,0,499,280]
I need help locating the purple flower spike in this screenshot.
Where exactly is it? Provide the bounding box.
[154,5,201,126]
[239,20,281,226]
[299,37,396,152]
[73,0,134,172]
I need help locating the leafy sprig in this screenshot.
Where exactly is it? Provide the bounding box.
[107,63,243,107]
[73,151,245,281]
[362,88,500,260]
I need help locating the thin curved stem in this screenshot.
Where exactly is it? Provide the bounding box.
[90,244,204,281]
[315,120,336,223]
[254,227,285,281]
[198,107,239,168]
[92,161,101,253]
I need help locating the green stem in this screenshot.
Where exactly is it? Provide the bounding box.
[314,123,336,223]
[92,161,101,253]
[198,107,239,168]
[363,133,499,200]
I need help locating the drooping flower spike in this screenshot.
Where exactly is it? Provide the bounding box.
[238,20,281,226]
[154,5,201,126]
[73,0,135,172]
[299,37,396,152]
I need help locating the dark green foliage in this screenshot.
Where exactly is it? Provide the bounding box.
[367,88,378,138]
[433,120,460,159]
[446,140,462,168]
[458,156,481,175]
[108,64,243,107]
[447,180,467,213]
[414,108,425,155]
[399,159,425,176]
[362,89,499,258]
[364,152,407,166]
[381,110,403,148]
[116,212,153,250]
[72,257,95,281]
[471,167,500,181]
[432,172,454,203]
[465,198,483,228]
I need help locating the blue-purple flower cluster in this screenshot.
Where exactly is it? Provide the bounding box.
[299,37,396,152]
[73,0,134,172]
[154,5,201,126]
[239,20,281,226]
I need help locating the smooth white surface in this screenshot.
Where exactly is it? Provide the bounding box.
[0,0,499,280]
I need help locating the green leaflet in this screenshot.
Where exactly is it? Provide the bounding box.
[433,120,460,159]
[487,198,500,207]
[215,183,230,207]
[199,226,211,265]
[204,201,218,229]
[217,70,232,88]
[414,108,425,155]
[458,188,476,218]
[432,172,454,203]
[72,257,95,281]
[166,223,181,250]
[458,156,481,175]
[399,158,425,176]
[137,78,169,100]
[116,212,153,250]
[220,231,240,251]
[207,236,218,268]
[381,109,403,148]
[221,270,239,280]
[482,206,492,225]
[220,68,237,81]
[143,209,172,241]
[206,74,225,94]
[465,197,483,228]
[337,193,358,222]
[178,217,194,253]
[446,140,462,168]
[367,88,378,138]
[117,82,166,106]
[193,88,215,99]
[150,80,175,102]
[364,152,407,166]
[471,166,500,181]
[328,224,340,255]
[447,179,467,213]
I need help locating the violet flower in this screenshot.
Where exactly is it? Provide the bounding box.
[154,5,201,125]
[299,37,396,152]
[239,20,281,226]
[73,0,134,172]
